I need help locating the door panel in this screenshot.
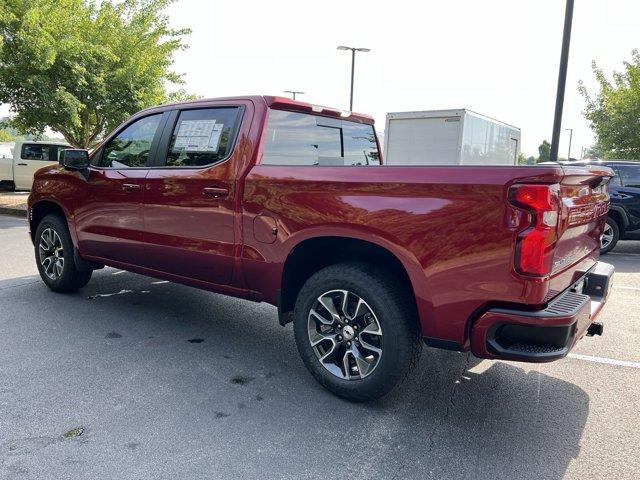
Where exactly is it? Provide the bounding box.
[141,105,247,285]
[74,112,166,264]
[143,169,236,283]
[14,144,57,190]
[614,165,640,229]
[75,169,149,263]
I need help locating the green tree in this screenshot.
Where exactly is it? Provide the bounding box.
[0,116,53,141]
[0,0,191,148]
[517,152,527,165]
[579,50,640,160]
[537,140,551,162]
[583,144,604,159]
[0,129,12,142]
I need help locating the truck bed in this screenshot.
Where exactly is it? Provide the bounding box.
[243,163,612,349]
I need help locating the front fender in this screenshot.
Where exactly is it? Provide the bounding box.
[29,165,87,247]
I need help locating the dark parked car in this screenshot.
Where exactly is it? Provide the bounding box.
[28,96,614,401]
[561,160,640,253]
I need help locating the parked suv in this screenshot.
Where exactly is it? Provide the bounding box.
[28,96,614,401]
[559,160,640,253]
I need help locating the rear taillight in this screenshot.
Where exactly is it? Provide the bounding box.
[508,184,560,276]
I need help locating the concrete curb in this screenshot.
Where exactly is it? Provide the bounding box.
[0,207,27,218]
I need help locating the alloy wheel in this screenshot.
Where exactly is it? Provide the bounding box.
[307,289,383,380]
[39,228,64,280]
[601,223,614,250]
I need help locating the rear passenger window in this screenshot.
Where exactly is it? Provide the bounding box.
[262,110,380,166]
[617,165,640,188]
[165,107,241,167]
[22,144,52,161]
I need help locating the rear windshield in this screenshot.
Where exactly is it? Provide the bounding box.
[262,109,380,166]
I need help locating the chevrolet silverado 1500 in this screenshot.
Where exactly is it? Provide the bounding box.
[28,96,614,401]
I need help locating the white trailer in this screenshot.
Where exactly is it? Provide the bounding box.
[383,109,521,166]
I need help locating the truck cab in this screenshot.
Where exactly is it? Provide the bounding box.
[0,140,70,191]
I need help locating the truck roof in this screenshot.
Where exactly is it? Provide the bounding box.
[386,108,520,131]
[139,95,375,125]
[14,140,70,146]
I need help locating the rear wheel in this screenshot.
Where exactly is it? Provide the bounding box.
[35,214,92,292]
[600,217,619,255]
[293,262,421,402]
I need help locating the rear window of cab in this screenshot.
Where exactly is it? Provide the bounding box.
[262,109,380,166]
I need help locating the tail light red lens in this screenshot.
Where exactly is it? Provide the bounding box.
[508,184,560,276]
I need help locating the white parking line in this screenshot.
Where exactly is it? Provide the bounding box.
[568,353,640,369]
[615,285,640,291]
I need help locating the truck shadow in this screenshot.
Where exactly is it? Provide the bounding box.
[0,270,589,480]
[370,352,588,479]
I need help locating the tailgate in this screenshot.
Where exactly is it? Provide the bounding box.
[547,165,614,296]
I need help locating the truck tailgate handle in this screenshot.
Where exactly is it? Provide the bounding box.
[203,187,229,198]
[122,183,141,192]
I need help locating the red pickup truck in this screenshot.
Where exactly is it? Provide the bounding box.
[28,96,614,401]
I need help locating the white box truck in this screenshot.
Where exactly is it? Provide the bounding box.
[383,109,521,166]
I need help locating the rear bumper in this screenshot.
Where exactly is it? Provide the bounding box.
[471,261,614,362]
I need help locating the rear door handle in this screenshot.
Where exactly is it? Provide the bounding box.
[16,163,27,166]
[203,187,229,198]
[122,183,141,192]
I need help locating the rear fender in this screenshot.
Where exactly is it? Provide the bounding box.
[280,226,431,332]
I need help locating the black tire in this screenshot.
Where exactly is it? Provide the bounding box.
[34,214,92,292]
[600,217,620,255]
[0,181,15,191]
[293,262,422,402]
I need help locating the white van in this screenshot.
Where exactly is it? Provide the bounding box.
[0,141,70,191]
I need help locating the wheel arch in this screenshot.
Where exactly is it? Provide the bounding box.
[607,206,628,233]
[278,234,423,330]
[29,199,72,243]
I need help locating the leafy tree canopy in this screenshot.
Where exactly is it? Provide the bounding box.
[537,140,551,163]
[583,144,605,159]
[0,128,11,142]
[579,50,640,160]
[0,0,190,147]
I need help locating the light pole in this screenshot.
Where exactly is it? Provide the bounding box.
[284,90,305,100]
[550,0,575,162]
[565,128,573,159]
[337,46,370,111]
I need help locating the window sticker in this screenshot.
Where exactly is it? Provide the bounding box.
[173,120,223,152]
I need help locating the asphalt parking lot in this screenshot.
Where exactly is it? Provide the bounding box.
[1,214,638,480]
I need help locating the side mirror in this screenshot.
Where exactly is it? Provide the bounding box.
[60,149,90,171]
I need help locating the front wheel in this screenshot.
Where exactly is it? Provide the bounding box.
[35,214,92,292]
[293,262,422,402]
[600,217,619,255]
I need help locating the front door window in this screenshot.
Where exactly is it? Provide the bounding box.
[99,114,163,168]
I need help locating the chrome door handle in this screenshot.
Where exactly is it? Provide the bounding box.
[122,183,141,192]
[202,187,229,198]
